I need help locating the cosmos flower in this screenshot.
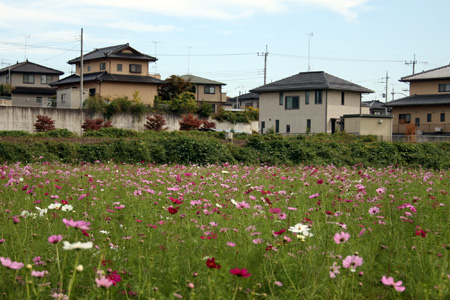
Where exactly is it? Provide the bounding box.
[96,276,113,289]
[0,257,24,270]
[381,276,405,292]
[62,218,91,231]
[48,234,63,244]
[230,268,251,277]
[342,255,363,271]
[62,241,93,250]
[329,262,341,278]
[333,232,350,244]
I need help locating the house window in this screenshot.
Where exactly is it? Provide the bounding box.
[89,88,96,96]
[275,120,279,133]
[23,74,35,84]
[204,86,215,94]
[341,92,345,105]
[441,113,446,122]
[36,97,42,104]
[99,62,106,70]
[211,104,216,113]
[41,75,53,84]
[427,114,432,122]
[305,91,310,105]
[306,119,311,132]
[415,118,420,126]
[117,64,123,72]
[129,64,142,73]
[285,96,299,110]
[399,114,411,124]
[279,92,284,105]
[261,121,265,134]
[315,90,322,104]
[286,125,290,133]
[438,84,450,92]
[87,66,91,72]
[61,94,67,103]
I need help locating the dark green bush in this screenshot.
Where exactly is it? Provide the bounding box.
[82,127,138,138]
[34,129,78,138]
[0,130,30,137]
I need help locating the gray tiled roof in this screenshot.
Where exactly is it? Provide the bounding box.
[51,72,163,86]
[250,71,374,93]
[384,94,450,107]
[12,86,58,95]
[0,61,63,75]
[68,44,157,64]
[401,65,450,82]
[229,92,259,101]
[180,74,225,85]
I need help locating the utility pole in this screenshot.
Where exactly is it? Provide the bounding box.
[384,71,389,103]
[24,35,30,61]
[187,46,192,74]
[257,45,269,85]
[405,54,417,74]
[80,28,84,109]
[306,32,313,71]
[152,41,160,74]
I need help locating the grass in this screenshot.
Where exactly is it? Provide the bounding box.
[0,161,449,299]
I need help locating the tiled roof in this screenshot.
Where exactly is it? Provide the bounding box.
[250,71,374,93]
[384,94,450,107]
[12,86,58,95]
[68,44,157,64]
[51,72,163,86]
[229,92,259,101]
[400,65,450,82]
[180,75,225,85]
[0,61,63,75]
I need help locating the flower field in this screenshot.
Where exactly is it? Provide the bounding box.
[0,161,449,299]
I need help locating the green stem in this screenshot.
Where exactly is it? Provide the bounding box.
[231,283,239,300]
[67,252,80,300]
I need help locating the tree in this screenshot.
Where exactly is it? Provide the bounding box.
[179,113,203,131]
[144,115,168,131]
[170,92,197,113]
[158,75,194,100]
[197,102,213,117]
[82,118,113,131]
[34,115,56,132]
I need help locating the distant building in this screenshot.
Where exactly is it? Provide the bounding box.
[228,92,259,109]
[251,71,373,134]
[180,75,227,113]
[0,60,63,107]
[51,43,163,108]
[385,64,450,135]
[361,100,391,115]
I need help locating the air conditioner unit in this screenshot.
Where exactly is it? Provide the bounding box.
[416,130,423,135]
[435,127,442,132]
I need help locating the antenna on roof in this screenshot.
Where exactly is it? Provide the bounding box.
[306,32,313,71]
[152,41,161,74]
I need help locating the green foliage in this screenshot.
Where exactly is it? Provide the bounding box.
[213,107,259,124]
[82,127,139,138]
[33,129,78,138]
[83,95,107,113]
[83,94,150,119]
[170,92,197,114]
[0,130,30,137]
[158,75,194,100]
[197,101,213,117]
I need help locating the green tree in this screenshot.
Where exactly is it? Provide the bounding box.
[170,92,197,113]
[158,75,194,100]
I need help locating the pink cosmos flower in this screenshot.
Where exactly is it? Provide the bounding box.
[227,242,236,247]
[0,238,4,244]
[96,276,113,289]
[342,255,363,271]
[0,257,24,270]
[329,262,341,278]
[31,270,48,277]
[48,234,63,244]
[230,268,252,277]
[369,207,380,215]
[309,193,320,199]
[252,238,263,244]
[381,276,405,292]
[333,232,350,244]
[62,218,91,231]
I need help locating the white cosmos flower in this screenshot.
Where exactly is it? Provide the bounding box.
[63,241,93,250]
[288,223,312,235]
[61,205,73,212]
[48,203,62,210]
[99,230,109,235]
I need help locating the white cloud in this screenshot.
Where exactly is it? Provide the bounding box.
[107,21,178,33]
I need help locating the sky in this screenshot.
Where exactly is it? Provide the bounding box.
[0,0,449,100]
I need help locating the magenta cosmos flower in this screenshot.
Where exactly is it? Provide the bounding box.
[333,232,350,244]
[342,255,363,271]
[62,218,91,231]
[48,234,63,244]
[0,257,24,270]
[381,276,405,292]
[230,268,252,277]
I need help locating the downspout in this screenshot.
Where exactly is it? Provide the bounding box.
[359,94,362,114]
[325,90,328,133]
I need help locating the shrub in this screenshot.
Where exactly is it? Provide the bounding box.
[82,127,138,138]
[144,115,168,131]
[170,92,197,114]
[197,102,214,117]
[82,118,113,131]
[83,95,107,113]
[34,115,56,132]
[0,130,30,137]
[34,129,78,138]
[179,113,203,131]
[201,120,216,129]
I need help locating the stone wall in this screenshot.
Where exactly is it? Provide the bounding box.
[0,106,258,136]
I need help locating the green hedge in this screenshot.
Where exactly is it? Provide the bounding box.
[0,131,449,168]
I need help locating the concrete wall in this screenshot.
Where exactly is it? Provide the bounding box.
[0,106,258,136]
[344,115,393,136]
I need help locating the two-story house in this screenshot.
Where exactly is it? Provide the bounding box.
[0,60,63,107]
[228,92,259,109]
[180,75,227,113]
[385,64,450,135]
[251,71,373,134]
[51,43,163,108]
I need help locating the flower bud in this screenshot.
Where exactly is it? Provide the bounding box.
[76,265,84,272]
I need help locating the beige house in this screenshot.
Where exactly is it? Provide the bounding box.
[51,44,163,108]
[180,75,227,113]
[0,60,63,107]
[251,71,373,134]
[385,64,450,135]
[228,92,259,109]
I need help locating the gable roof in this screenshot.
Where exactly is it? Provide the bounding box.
[51,71,163,86]
[384,94,450,107]
[68,43,157,64]
[229,92,259,102]
[180,74,225,86]
[250,71,374,93]
[0,60,64,75]
[400,65,450,82]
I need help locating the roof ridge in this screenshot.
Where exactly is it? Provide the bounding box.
[401,64,450,80]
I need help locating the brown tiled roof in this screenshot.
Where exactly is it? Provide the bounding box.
[0,61,63,75]
[68,44,156,64]
[250,71,373,93]
[400,65,450,82]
